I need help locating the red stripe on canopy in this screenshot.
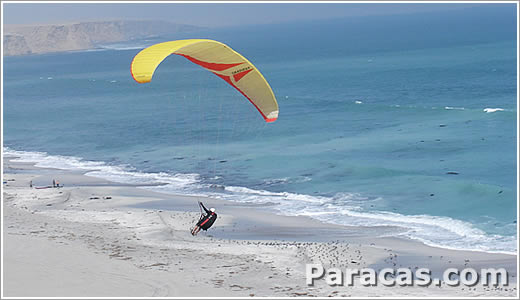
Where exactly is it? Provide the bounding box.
[176,53,244,71]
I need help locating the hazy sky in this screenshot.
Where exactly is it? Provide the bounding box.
[2,2,487,27]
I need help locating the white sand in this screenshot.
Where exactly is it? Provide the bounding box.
[2,157,517,297]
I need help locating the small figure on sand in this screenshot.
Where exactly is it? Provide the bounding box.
[191,201,217,236]
[52,179,61,188]
[29,180,33,188]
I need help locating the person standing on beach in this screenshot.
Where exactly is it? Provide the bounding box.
[191,202,217,236]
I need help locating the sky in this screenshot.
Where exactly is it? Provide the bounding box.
[2,1,491,28]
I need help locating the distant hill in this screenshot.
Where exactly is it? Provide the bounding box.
[3,20,202,56]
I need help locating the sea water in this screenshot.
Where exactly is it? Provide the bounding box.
[3,5,517,253]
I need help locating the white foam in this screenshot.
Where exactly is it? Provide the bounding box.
[483,108,504,113]
[445,106,465,110]
[3,147,199,188]
[355,100,363,104]
[296,203,517,254]
[262,176,311,186]
[263,177,290,185]
[209,186,512,252]
[4,148,104,170]
[87,169,199,187]
[213,186,516,253]
[225,185,284,197]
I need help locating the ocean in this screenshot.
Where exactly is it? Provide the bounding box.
[3,5,518,253]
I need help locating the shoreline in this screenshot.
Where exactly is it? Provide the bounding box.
[2,155,518,296]
[4,148,516,256]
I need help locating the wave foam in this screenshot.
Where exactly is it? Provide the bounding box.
[445,106,465,110]
[262,176,312,186]
[152,180,517,254]
[483,108,505,113]
[3,147,199,188]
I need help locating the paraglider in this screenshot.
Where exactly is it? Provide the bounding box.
[191,201,217,236]
[131,39,279,235]
[130,39,279,122]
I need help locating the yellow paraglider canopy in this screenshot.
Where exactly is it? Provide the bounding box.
[131,39,279,122]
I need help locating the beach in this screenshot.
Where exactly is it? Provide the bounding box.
[2,2,518,298]
[2,155,517,297]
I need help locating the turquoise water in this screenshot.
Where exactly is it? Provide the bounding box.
[3,6,517,253]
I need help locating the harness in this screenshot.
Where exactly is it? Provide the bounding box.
[199,213,214,227]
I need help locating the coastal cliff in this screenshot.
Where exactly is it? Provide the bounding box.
[3,20,201,56]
